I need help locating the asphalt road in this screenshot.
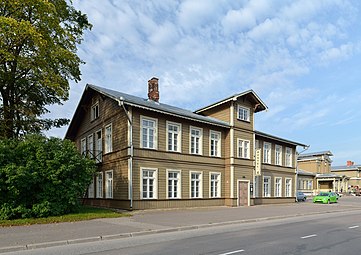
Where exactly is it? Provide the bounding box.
[6,209,361,255]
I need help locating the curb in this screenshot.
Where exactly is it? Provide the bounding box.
[1,207,360,254]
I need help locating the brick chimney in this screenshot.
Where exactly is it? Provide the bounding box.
[148,77,159,102]
[347,160,354,166]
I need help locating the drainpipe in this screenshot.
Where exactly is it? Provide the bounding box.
[118,97,133,210]
[295,145,310,202]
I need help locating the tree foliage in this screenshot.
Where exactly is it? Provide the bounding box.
[0,0,91,138]
[0,135,96,220]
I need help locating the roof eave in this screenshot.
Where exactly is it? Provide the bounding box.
[255,130,308,148]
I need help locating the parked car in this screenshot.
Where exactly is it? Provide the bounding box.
[296,192,307,201]
[313,192,338,204]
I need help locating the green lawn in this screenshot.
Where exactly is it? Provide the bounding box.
[0,206,131,227]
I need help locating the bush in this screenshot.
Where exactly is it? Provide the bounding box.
[0,135,96,220]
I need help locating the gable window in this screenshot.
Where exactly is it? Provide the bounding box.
[275,177,282,197]
[141,168,157,199]
[167,122,181,152]
[237,105,250,122]
[141,116,157,149]
[263,142,271,164]
[237,139,250,159]
[275,145,282,166]
[263,176,271,197]
[88,134,94,158]
[91,102,99,121]
[96,172,103,198]
[285,178,292,197]
[95,130,102,163]
[190,126,202,155]
[105,124,112,154]
[190,172,202,198]
[167,170,181,199]
[105,170,113,199]
[80,138,86,156]
[285,147,293,167]
[210,130,221,157]
[210,173,221,198]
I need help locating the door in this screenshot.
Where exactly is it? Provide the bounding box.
[238,181,249,206]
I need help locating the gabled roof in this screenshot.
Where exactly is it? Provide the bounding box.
[298,151,333,158]
[195,90,268,114]
[255,130,308,148]
[331,164,361,171]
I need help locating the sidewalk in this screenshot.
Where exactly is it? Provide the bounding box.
[1,199,361,253]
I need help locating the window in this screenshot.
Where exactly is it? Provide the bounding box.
[167,122,181,152]
[210,130,221,157]
[141,116,157,149]
[141,168,157,199]
[91,102,99,121]
[210,173,221,198]
[263,142,271,164]
[237,105,250,122]
[254,176,260,197]
[285,178,292,197]
[275,145,282,166]
[275,177,282,197]
[105,170,113,199]
[88,134,94,158]
[88,178,94,198]
[167,170,181,199]
[237,139,250,159]
[105,124,112,154]
[285,147,292,167]
[190,172,202,198]
[96,172,103,198]
[81,138,86,156]
[263,176,271,197]
[96,130,102,163]
[190,126,202,155]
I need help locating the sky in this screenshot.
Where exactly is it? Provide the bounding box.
[46,0,361,166]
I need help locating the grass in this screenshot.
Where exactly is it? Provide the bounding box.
[0,206,131,227]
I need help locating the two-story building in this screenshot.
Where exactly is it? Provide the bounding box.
[331,161,361,192]
[65,77,307,210]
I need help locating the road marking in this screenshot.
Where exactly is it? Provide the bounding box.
[301,234,317,239]
[218,249,245,255]
[349,225,359,229]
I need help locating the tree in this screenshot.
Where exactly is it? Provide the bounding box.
[0,0,91,138]
[0,134,96,220]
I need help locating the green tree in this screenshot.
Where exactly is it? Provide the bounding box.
[0,135,96,220]
[0,0,91,138]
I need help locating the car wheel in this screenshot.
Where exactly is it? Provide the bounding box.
[303,198,306,201]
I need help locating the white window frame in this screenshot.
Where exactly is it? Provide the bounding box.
[285,178,292,197]
[166,121,181,153]
[105,170,113,199]
[209,172,221,198]
[275,177,282,197]
[263,142,271,164]
[237,105,250,122]
[237,139,250,159]
[88,177,94,198]
[80,138,86,156]
[275,145,282,166]
[140,116,158,150]
[190,126,203,155]
[209,130,221,157]
[190,171,203,198]
[95,129,102,163]
[88,134,94,159]
[91,102,99,121]
[166,170,181,199]
[96,172,103,198]
[263,176,271,197]
[254,176,260,197]
[105,124,113,154]
[141,168,158,199]
[285,147,293,167]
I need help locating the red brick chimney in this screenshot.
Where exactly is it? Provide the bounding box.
[148,77,159,102]
[347,160,354,166]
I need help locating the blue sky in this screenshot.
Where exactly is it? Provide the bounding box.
[47,0,361,166]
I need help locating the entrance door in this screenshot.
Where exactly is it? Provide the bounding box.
[238,181,249,206]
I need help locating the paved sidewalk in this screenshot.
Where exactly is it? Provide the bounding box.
[1,198,361,253]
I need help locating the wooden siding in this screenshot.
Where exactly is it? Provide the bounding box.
[260,170,295,198]
[199,102,231,123]
[233,99,254,131]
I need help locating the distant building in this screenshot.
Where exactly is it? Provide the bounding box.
[332,161,361,191]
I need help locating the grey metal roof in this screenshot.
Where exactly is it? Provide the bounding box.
[87,84,230,128]
[298,151,333,158]
[255,130,308,147]
[331,164,361,171]
[316,173,341,178]
[297,169,316,176]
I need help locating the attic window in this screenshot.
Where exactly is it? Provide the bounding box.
[91,102,99,121]
[237,105,250,122]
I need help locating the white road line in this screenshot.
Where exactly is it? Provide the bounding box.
[349,225,359,229]
[218,249,245,255]
[301,234,317,239]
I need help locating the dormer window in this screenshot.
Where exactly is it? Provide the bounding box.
[237,105,250,122]
[91,102,99,121]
